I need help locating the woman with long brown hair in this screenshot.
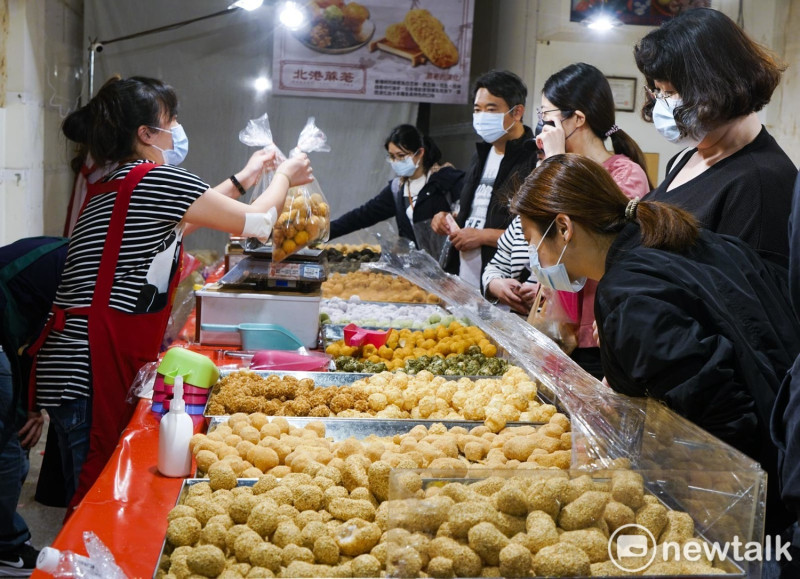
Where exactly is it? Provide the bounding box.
[512,153,800,535]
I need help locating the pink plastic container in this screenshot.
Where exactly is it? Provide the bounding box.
[249,350,332,372]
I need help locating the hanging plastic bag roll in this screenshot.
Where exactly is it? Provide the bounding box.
[271,117,332,262]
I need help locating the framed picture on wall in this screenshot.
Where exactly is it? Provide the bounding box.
[606,76,637,112]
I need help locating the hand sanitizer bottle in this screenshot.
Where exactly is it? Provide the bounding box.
[157,375,193,477]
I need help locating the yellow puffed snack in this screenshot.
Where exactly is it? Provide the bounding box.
[448,501,501,539]
[494,481,528,516]
[499,542,532,578]
[532,542,591,577]
[603,500,636,533]
[166,516,201,547]
[199,523,227,551]
[659,510,695,544]
[636,502,668,539]
[611,470,645,509]
[334,518,381,557]
[247,500,280,538]
[208,463,237,491]
[525,510,559,554]
[468,522,509,566]
[328,498,376,522]
[558,528,609,563]
[557,491,610,531]
[426,556,455,578]
[186,544,226,577]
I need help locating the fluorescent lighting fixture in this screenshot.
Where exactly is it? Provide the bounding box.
[279,1,306,30]
[229,0,264,10]
[254,76,272,92]
[584,12,622,31]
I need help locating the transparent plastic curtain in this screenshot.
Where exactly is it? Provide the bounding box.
[371,245,766,573]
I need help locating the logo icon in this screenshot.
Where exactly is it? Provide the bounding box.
[617,534,648,558]
[608,523,657,573]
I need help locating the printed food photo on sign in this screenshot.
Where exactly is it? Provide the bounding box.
[293,0,375,53]
[371,8,460,68]
[273,0,474,104]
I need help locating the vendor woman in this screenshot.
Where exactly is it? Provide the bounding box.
[512,153,800,535]
[33,75,314,513]
[328,124,464,258]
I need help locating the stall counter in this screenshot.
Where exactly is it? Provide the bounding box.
[30,399,205,579]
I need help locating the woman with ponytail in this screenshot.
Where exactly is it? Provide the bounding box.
[329,124,464,258]
[484,63,651,378]
[513,153,800,535]
[33,75,314,512]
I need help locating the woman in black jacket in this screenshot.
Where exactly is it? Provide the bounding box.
[329,125,464,258]
[512,153,800,536]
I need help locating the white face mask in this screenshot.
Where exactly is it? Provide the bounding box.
[149,124,189,165]
[652,98,705,147]
[473,107,517,143]
[528,219,587,293]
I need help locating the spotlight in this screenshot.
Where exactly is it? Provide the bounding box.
[254,76,272,92]
[279,1,307,31]
[229,0,264,10]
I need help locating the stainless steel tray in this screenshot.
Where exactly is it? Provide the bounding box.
[154,476,746,579]
[207,415,544,441]
[203,370,513,423]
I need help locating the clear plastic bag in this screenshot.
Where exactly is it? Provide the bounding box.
[527,284,579,355]
[238,113,287,251]
[272,117,331,262]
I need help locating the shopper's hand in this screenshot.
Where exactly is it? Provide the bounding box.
[239,149,278,189]
[432,212,454,235]
[449,227,483,251]
[276,154,314,188]
[488,278,528,314]
[18,411,44,449]
[536,116,567,158]
[592,320,600,346]
[516,281,539,309]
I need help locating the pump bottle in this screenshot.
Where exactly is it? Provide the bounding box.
[157,375,193,477]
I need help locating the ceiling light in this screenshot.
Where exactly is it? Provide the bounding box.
[279,1,306,31]
[583,12,622,31]
[254,76,272,92]
[229,0,264,11]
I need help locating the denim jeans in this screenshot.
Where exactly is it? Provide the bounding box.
[46,397,91,505]
[0,350,30,551]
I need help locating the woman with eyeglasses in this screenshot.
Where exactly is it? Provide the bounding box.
[514,153,800,538]
[635,7,794,269]
[483,63,651,378]
[328,124,464,258]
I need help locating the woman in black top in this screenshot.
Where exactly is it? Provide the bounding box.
[635,8,795,268]
[329,125,464,258]
[513,153,800,538]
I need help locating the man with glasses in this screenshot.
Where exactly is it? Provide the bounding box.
[432,70,537,289]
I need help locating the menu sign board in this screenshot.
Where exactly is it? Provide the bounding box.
[273,0,474,104]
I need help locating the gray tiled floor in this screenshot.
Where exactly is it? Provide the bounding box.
[17,416,66,551]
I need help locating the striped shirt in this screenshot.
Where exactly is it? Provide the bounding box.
[36,162,208,407]
[481,216,530,293]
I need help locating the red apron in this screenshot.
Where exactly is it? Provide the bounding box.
[33,162,184,511]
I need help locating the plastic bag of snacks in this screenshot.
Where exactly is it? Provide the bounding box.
[238,113,287,251]
[272,117,331,262]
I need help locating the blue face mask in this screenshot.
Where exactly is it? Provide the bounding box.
[150,124,189,165]
[473,107,517,143]
[528,219,587,293]
[652,98,705,147]
[387,151,419,178]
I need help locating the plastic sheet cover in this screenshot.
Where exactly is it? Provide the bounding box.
[371,245,767,576]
